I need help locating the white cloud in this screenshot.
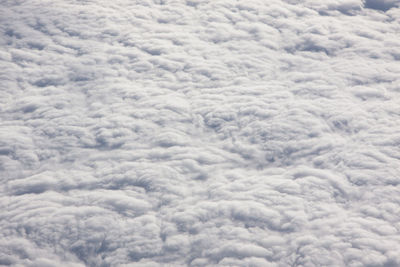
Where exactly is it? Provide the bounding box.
[1,0,400,266]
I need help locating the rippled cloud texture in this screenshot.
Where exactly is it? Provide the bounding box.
[1,0,400,266]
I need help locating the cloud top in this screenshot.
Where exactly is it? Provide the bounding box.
[1,0,400,266]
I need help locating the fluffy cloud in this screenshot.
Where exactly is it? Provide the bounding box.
[1,0,400,266]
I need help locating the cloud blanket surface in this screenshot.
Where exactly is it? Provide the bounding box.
[1,0,400,266]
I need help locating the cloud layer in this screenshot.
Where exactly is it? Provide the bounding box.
[1,0,400,266]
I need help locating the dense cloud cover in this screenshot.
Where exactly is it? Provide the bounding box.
[1,0,400,266]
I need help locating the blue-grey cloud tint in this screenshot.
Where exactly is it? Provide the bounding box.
[1,0,400,266]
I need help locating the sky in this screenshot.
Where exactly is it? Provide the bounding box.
[1,0,400,266]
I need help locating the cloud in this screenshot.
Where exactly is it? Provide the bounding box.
[1,0,400,266]
[364,0,399,11]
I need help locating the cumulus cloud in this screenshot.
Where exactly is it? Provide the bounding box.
[1,0,400,266]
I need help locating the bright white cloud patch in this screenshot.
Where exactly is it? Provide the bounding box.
[1,0,400,266]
